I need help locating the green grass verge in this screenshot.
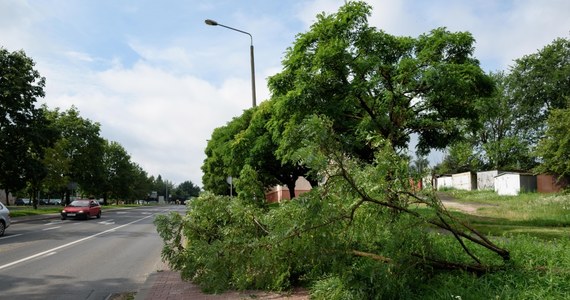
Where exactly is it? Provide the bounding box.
[8,204,148,218]
[434,190,570,240]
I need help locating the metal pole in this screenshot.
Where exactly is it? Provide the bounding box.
[205,19,257,107]
[250,44,257,107]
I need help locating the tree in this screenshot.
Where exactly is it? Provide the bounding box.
[267,1,493,163]
[43,107,105,204]
[101,141,135,204]
[435,140,482,175]
[509,37,570,145]
[157,115,510,296]
[126,163,152,203]
[172,181,200,202]
[233,100,315,199]
[0,48,53,205]
[202,110,254,195]
[471,72,535,171]
[157,2,510,297]
[535,108,570,179]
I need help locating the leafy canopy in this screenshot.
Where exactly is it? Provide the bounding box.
[268,1,493,161]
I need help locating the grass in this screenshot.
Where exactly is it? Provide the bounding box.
[436,190,570,240]
[415,235,570,299]
[7,204,146,217]
[8,207,64,217]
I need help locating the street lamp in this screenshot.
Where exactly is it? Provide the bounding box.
[205,19,257,107]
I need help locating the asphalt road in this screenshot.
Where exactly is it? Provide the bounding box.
[0,205,184,300]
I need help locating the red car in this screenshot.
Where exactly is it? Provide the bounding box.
[61,199,102,220]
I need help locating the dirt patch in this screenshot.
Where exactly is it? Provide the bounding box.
[440,200,487,213]
[437,192,496,214]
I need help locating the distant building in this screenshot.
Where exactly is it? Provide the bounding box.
[477,170,504,190]
[452,171,477,191]
[436,175,453,190]
[537,174,569,193]
[494,172,537,196]
[265,177,312,203]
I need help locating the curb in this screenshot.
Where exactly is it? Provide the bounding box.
[10,213,60,224]
[134,269,162,300]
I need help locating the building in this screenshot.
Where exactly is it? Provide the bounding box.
[436,175,453,190]
[477,170,503,190]
[537,174,569,193]
[494,172,537,196]
[265,177,312,203]
[452,171,477,191]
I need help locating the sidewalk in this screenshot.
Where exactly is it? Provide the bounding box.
[135,268,309,300]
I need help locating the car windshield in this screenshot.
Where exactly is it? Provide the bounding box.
[69,200,90,207]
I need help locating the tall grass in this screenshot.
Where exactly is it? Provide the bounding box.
[438,190,570,239]
[415,235,570,299]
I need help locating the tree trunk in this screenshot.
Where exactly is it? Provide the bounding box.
[286,175,298,199]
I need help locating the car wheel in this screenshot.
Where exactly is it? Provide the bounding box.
[96,211,101,219]
[0,222,5,236]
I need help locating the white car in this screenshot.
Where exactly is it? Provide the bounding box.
[0,202,11,236]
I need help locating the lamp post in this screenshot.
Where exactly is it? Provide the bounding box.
[205,19,257,107]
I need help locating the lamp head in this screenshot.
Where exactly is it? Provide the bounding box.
[205,19,218,26]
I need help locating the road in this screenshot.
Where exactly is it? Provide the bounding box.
[0,205,184,300]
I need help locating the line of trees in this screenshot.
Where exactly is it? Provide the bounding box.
[0,47,200,207]
[203,29,570,194]
[433,37,570,177]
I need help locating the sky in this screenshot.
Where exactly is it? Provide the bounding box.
[1,0,569,187]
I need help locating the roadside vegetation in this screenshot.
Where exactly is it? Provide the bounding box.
[156,188,570,299]
[7,203,145,218]
[156,1,570,299]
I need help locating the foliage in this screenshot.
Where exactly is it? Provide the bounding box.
[474,72,536,171]
[509,37,570,145]
[201,110,254,195]
[232,100,314,197]
[0,47,184,205]
[42,107,106,203]
[267,1,492,163]
[234,164,266,206]
[99,141,153,204]
[435,140,482,174]
[436,36,570,175]
[159,2,570,299]
[156,115,512,298]
[0,48,54,202]
[172,180,200,202]
[534,108,570,179]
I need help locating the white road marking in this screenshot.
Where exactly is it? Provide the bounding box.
[0,214,154,271]
[42,226,61,231]
[42,252,57,258]
[98,220,116,225]
[0,234,23,240]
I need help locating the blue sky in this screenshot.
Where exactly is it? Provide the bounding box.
[1,0,569,187]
